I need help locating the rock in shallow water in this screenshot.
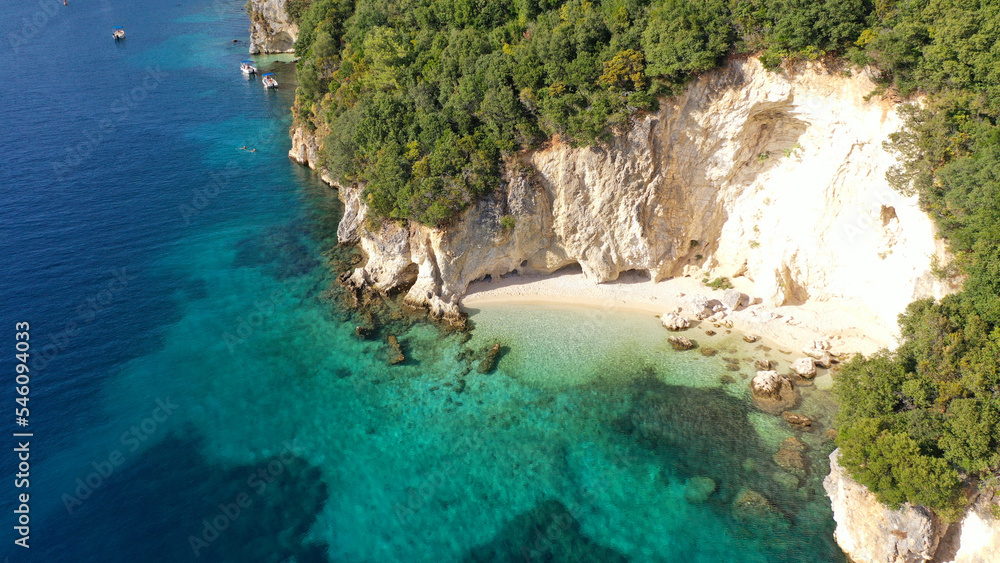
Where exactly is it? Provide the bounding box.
[478,342,501,374]
[684,476,717,503]
[387,335,405,365]
[773,447,809,475]
[791,357,817,378]
[750,371,799,414]
[781,412,814,431]
[668,335,696,351]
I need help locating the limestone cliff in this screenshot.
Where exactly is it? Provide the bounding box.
[247,0,297,54]
[824,449,1000,563]
[292,58,952,326]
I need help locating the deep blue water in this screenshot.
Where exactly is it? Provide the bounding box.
[0,1,845,561]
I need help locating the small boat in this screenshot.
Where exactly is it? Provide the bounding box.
[113,26,125,40]
[261,73,278,89]
[240,60,257,76]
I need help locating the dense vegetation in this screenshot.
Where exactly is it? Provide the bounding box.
[833,0,1000,520]
[287,0,1000,519]
[288,0,869,225]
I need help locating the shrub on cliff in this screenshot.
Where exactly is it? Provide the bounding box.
[835,296,1000,518]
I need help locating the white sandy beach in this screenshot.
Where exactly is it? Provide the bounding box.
[460,267,899,357]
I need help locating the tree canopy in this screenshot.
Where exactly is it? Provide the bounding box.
[289,0,873,225]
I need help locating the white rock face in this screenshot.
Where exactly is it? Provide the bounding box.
[248,0,298,54]
[292,58,953,327]
[947,501,1000,563]
[825,449,947,562]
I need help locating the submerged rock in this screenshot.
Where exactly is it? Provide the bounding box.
[660,312,690,331]
[791,357,817,378]
[781,436,807,452]
[743,334,759,343]
[684,476,717,504]
[755,359,773,370]
[773,447,809,475]
[733,488,777,519]
[750,371,799,414]
[699,347,717,357]
[478,342,502,374]
[465,498,628,562]
[668,335,696,351]
[781,412,814,431]
[387,335,405,365]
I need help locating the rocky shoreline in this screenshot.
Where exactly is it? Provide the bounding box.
[250,4,998,560]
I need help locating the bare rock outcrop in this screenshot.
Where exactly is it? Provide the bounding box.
[824,449,947,562]
[248,0,298,54]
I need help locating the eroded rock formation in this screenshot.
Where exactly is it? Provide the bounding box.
[292,58,952,327]
[248,0,297,54]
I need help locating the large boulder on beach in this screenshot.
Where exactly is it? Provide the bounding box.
[722,289,749,311]
[660,312,690,331]
[751,371,799,414]
[689,294,720,320]
[791,357,817,378]
[803,347,834,368]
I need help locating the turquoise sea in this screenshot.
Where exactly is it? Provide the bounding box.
[0,1,845,561]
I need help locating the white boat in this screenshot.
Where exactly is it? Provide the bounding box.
[261,73,278,89]
[113,26,125,40]
[240,60,257,75]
